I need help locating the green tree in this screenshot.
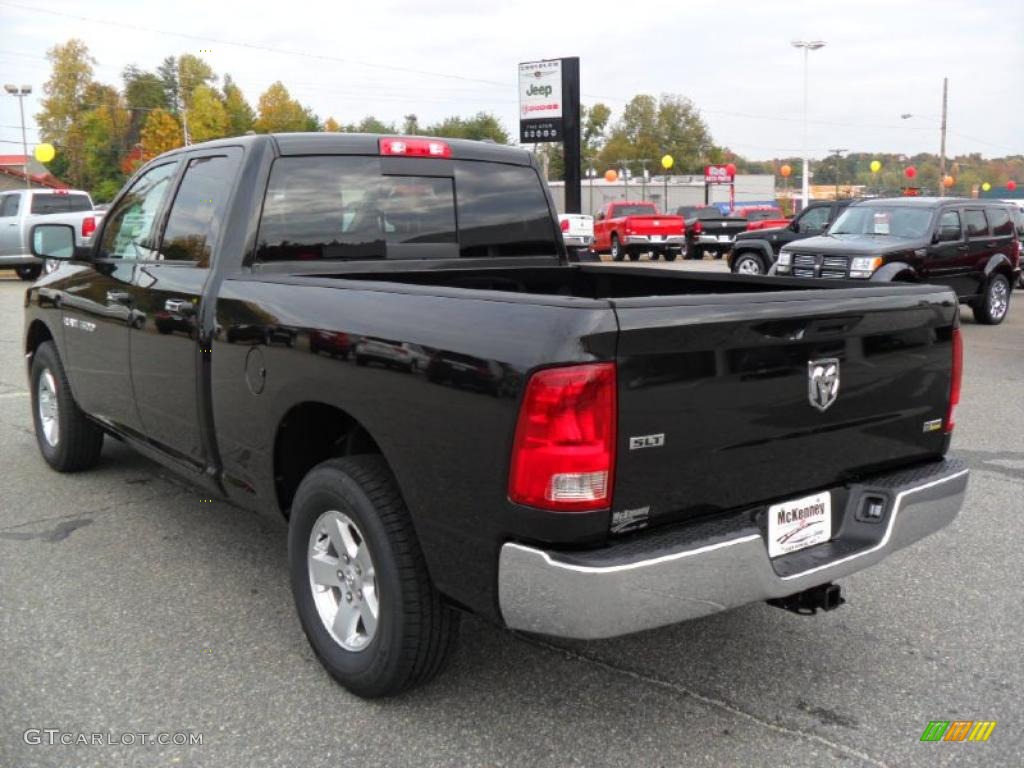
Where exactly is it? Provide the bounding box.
[302,106,321,132]
[426,112,508,143]
[323,116,341,132]
[122,65,168,146]
[36,39,95,146]
[222,75,255,135]
[188,84,228,142]
[344,116,396,133]
[254,82,308,133]
[402,113,420,135]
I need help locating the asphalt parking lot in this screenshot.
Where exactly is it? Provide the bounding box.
[1,265,1021,768]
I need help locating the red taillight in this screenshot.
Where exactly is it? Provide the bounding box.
[508,363,617,512]
[945,328,962,433]
[560,218,570,232]
[81,216,96,238]
[379,137,451,158]
[693,220,703,235]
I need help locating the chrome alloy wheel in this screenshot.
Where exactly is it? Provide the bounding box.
[37,369,60,447]
[736,256,763,275]
[308,510,379,652]
[989,277,1009,321]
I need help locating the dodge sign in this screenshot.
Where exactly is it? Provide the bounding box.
[519,59,563,143]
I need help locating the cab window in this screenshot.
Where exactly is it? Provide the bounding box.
[797,206,830,233]
[0,193,19,217]
[985,208,1013,237]
[98,162,178,260]
[963,209,989,238]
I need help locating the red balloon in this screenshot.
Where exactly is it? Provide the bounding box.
[1007,180,1018,192]
[725,163,737,177]
[904,166,917,179]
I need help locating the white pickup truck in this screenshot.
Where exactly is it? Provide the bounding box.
[0,188,103,280]
[558,213,595,261]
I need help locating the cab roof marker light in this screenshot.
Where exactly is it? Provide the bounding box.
[379,137,452,158]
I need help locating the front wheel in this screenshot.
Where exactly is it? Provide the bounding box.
[733,252,766,275]
[30,342,104,471]
[15,264,42,281]
[288,456,459,698]
[973,273,1011,325]
[664,250,678,262]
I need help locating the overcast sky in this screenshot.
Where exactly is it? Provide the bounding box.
[1,0,1021,161]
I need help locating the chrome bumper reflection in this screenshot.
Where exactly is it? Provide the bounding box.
[499,459,969,639]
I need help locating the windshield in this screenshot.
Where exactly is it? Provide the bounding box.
[612,204,658,217]
[829,205,933,238]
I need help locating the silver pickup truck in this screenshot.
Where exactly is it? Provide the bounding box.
[0,189,103,280]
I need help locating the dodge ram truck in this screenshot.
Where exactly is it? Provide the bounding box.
[592,201,685,261]
[25,133,969,698]
[0,188,103,280]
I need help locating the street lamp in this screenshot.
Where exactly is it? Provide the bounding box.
[4,84,32,189]
[791,40,825,210]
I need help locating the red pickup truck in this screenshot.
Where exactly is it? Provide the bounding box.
[735,205,790,231]
[592,201,686,261]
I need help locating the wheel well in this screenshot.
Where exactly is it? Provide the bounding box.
[25,320,54,367]
[273,402,381,515]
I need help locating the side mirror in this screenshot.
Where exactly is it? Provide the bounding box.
[31,223,76,260]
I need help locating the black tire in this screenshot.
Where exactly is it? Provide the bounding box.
[288,456,459,698]
[664,250,678,262]
[973,273,1012,325]
[610,234,624,261]
[732,252,766,275]
[687,245,704,261]
[15,265,42,281]
[627,250,641,261]
[30,341,104,472]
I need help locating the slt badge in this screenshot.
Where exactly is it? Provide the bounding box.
[808,358,840,412]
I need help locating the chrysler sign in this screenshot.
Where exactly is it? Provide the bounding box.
[519,59,563,142]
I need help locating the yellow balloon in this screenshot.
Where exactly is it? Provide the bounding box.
[869,160,881,173]
[33,143,56,163]
[661,154,674,170]
[981,182,991,192]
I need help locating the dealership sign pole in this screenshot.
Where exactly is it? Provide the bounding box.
[519,57,581,214]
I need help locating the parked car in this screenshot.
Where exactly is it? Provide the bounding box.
[354,337,415,372]
[735,205,790,231]
[0,188,104,280]
[675,205,747,259]
[27,133,968,698]
[775,197,1021,324]
[728,199,854,275]
[592,201,685,261]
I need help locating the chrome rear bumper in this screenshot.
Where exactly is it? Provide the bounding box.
[499,458,968,639]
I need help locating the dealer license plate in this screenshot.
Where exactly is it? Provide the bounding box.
[767,491,831,558]
[717,235,734,242]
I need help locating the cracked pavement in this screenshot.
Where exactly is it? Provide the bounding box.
[1,268,1022,767]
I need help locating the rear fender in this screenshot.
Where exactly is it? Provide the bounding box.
[982,252,1015,281]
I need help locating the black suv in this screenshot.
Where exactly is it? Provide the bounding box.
[727,199,854,275]
[775,197,1022,324]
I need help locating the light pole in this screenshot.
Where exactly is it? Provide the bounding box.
[901,77,948,197]
[791,40,825,210]
[4,84,32,189]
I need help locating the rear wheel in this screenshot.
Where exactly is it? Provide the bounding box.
[288,456,460,698]
[687,245,704,261]
[973,273,1011,325]
[15,265,42,281]
[30,342,104,472]
[664,250,678,262]
[610,235,624,261]
[733,252,766,275]
[627,251,641,261]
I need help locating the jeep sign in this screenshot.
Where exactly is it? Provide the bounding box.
[519,59,563,143]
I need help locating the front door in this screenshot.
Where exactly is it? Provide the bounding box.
[128,148,243,466]
[0,192,22,256]
[923,209,972,295]
[60,161,179,432]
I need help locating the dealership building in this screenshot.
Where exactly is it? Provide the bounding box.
[546,174,778,216]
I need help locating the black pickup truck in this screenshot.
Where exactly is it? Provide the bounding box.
[675,205,748,259]
[25,133,968,698]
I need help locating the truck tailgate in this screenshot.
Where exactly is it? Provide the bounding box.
[610,287,958,528]
[626,215,684,235]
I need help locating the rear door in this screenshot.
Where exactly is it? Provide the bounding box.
[963,208,993,298]
[128,147,242,467]
[984,206,1017,274]
[924,208,972,294]
[610,288,956,528]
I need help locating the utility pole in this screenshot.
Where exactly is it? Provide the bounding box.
[178,58,191,146]
[939,77,948,198]
[828,148,847,199]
